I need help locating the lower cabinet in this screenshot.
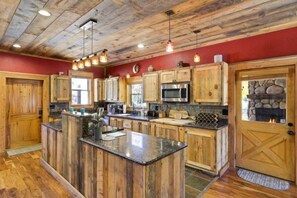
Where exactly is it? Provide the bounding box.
[150,123,183,142]
[109,117,123,128]
[132,120,150,134]
[184,127,228,175]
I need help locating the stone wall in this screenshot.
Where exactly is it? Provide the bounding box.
[248,79,286,121]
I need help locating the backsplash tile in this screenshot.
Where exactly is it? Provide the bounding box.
[150,103,228,119]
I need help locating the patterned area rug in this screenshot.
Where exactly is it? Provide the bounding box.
[238,169,290,190]
[6,144,42,157]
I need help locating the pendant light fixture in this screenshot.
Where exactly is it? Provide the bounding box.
[72,19,110,69]
[100,49,108,63]
[165,10,174,53]
[193,30,201,63]
[72,61,78,70]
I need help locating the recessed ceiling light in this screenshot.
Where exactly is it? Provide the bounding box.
[137,43,144,48]
[38,9,51,17]
[13,43,21,48]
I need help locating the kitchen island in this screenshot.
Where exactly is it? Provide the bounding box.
[41,113,187,198]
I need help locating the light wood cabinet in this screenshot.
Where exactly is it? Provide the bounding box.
[143,72,159,102]
[193,62,228,105]
[132,120,150,134]
[184,127,228,175]
[94,78,104,102]
[109,117,123,128]
[105,77,126,102]
[123,119,132,129]
[160,68,191,84]
[150,123,183,141]
[50,75,70,102]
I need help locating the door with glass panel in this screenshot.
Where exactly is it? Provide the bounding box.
[236,66,295,181]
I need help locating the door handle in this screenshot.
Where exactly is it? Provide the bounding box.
[288,131,295,135]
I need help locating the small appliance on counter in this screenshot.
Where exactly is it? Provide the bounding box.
[107,104,124,114]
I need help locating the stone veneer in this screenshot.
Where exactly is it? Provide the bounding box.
[248,79,286,121]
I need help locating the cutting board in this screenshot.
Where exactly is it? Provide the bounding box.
[150,118,194,126]
[169,110,189,119]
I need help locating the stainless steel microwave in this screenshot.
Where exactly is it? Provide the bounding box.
[161,83,189,102]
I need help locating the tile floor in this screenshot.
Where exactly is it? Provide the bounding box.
[185,167,217,198]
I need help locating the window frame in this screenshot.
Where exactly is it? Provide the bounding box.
[69,70,94,108]
[126,76,147,109]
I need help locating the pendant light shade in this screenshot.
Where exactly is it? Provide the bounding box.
[100,49,108,63]
[72,61,78,70]
[91,54,99,65]
[165,10,174,52]
[193,30,201,63]
[194,53,200,63]
[84,57,91,67]
[166,39,173,52]
[78,59,84,69]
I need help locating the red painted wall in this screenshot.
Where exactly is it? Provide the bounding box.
[0,51,104,78]
[107,27,297,77]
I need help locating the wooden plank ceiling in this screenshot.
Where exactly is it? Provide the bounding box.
[0,0,297,66]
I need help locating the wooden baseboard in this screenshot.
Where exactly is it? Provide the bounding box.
[219,162,230,177]
[40,158,84,198]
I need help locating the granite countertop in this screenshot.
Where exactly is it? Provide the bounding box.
[107,114,157,121]
[184,119,228,130]
[49,113,62,119]
[80,130,187,165]
[42,121,62,132]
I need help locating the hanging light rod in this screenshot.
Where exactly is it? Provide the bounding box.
[79,19,97,30]
[165,10,175,16]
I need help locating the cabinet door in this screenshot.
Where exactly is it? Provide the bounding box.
[123,119,132,129]
[143,72,159,102]
[132,120,141,132]
[116,118,123,128]
[160,70,175,83]
[102,80,106,100]
[109,117,117,127]
[56,76,70,101]
[94,79,99,102]
[184,128,216,172]
[193,64,222,103]
[141,121,150,134]
[176,68,191,82]
[112,78,119,101]
[154,124,179,141]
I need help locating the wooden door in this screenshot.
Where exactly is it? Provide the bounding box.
[132,120,141,132]
[143,72,159,102]
[109,117,117,127]
[160,70,175,83]
[193,64,222,103]
[116,118,123,128]
[155,124,179,141]
[176,68,191,82]
[141,121,150,134]
[184,128,216,171]
[236,66,295,181]
[6,79,43,149]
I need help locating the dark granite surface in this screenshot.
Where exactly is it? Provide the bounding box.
[184,119,228,130]
[107,114,157,121]
[42,121,62,132]
[49,113,62,119]
[80,130,187,165]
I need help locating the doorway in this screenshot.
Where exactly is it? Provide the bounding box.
[6,79,43,149]
[236,66,295,181]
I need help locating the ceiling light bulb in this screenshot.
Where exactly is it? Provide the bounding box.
[38,9,51,17]
[91,54,99,65]
[72,61,78,70]
[12,43,21,48]
[126,73,130,79]
[194,53,200,63]
[84,57,91,67]
[166,40,173,52]
[78,60,84,69]
[137,43,144,48]
[100,50,108,63]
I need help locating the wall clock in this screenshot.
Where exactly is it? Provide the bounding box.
[132,64,140,74]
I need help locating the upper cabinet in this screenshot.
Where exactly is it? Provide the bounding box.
[50,75,70,102]
[160,68,191,84]
[94,78,104,102]
[104,77,126,103]
[193,62,228,105]
[143,72,159,102]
